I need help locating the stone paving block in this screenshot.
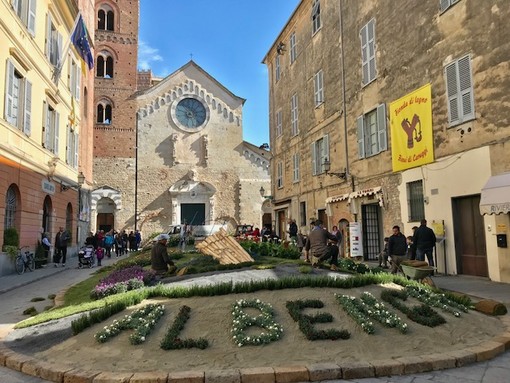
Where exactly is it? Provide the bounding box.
[167,370,204,383]
[274,365,309,383]
[341,361,375,380]
[469,340,505,361]
[21,360,44,377]
[37,361,72,382]
[4,352,33,372]
[93,371,134,382]
[422,353,456,371]
[205,369,240,383]
[0,347,16,367]
[129,371,168,383]
[492,334,510,350]
[447,349,477,367]
[370,359,405,377]
[395,356,432,375]
[64,368,102,383]
[240,367,275,383]
[306,363,341,381]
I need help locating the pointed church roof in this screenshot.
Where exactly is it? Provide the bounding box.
[134,60,246,105]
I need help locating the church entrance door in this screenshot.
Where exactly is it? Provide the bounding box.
[181,203,206,225]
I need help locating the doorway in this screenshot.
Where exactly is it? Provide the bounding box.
[97,213,114,232]
[452,195,488,277]
[318,209,328,230]
[361,204,382,261]
[181,203,205,225]
[276,210,287,238]
[42,196,52,237]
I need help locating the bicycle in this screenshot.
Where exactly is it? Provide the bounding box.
[15,246,35,275]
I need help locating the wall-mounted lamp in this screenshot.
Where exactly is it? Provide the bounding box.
[323,159,347,180]
[77,171,85,187]
[259,186,273,200]
[60,183,70,192]
[276,42,286,55]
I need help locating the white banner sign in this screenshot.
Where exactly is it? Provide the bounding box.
[349,222,363,258]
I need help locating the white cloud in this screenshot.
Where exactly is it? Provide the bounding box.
[138,40,163,70]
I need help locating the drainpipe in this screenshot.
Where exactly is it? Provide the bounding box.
[134,112,139,231]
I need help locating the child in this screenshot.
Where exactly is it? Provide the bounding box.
[96,247,104,266]
[406,236,416,260]
[378,237,389,268]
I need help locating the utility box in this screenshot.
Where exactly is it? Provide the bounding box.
[496,234,507,248]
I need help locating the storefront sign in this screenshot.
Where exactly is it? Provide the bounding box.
[390,84,434,172]
[349,222,363,258]
[41,179,56,195]
[497,224,508,234]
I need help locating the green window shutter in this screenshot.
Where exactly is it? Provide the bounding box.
[377,103,387,152]
[368,19,376,82]
[28,0,37,36]
[458,55,475,121]
[311,142,317,176]
[5,60,15,124]
[357,115,365,159]
[445,61,460,126]
[23,80,32,136]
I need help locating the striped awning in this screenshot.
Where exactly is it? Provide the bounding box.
[480,173,510,215]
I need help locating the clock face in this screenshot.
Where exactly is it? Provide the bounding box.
[175,98,207,129]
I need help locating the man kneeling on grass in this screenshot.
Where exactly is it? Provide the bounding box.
[151,234,175,275]
[304,219,339,271]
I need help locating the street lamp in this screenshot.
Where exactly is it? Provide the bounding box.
[259,186,273,200]
[323,158,347,180]
[77,171,85,187]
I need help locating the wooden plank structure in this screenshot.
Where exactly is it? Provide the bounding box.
[195,229,254,264]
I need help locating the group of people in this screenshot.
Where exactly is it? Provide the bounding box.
[85,229,142,264]
[379,219,436,274]
[300,219,343,271]
[40,226,70,267]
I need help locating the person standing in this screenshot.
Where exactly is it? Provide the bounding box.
[388,225,407,274]
[413,219,437,268]
[135,230,142,251]
[287,218,298,242]
[54,227,70,267]
[151,234,175,275]
[304,219,339,271]
[42,233,52,261]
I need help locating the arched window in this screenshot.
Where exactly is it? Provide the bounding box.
[66,203,73,243]
[42,195,52,235]
[98,7,114,31]
[96,52,113,78]
[4,184,18,229]
[97,102,112,124]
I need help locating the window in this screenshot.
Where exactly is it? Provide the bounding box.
[4,185,18,229]
[96,52,114,78]
[290,32,296,63]
[11,0,37,35]
[311,134,329,175]
[69,59,81,100]
[300,201,307,227]
[357,104,387,158]
[360,19,376,86]
[43,102,60,154]
[292,153,300,182]
[407,180,425,221]
[46,14,62,66]
[314,70,324,107]
[97,102,112,124]
[291,93,298,136]
[66,126,78,168]
[4,59,32,135]
[445,54,475,127]
[275,55,280,82]
[275,109,282,137]
[98,8,114,31]
[311,0,321,35]
[277,161,283,189]
[440,0,460,13]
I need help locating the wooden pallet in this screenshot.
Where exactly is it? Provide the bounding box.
[195,229,254,264]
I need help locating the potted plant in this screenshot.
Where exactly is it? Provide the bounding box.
[34,240,48,268]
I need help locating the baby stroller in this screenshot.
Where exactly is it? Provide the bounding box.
[78,245,95,268]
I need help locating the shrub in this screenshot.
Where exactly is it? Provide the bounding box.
[239,240,300,259]
[3,227,19,250]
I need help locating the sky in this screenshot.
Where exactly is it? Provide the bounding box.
[138,0,301,147]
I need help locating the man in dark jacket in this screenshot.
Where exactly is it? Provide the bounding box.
[54,227,70,267]
[151,234,174,275]
[304,220,339,271]
[388,225,407,274]
[287,218,298,241]
[413,219,436,267]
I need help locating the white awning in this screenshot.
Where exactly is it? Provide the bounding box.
[480,173,510,215]
[326,187,384,208]
[325,193,350,204]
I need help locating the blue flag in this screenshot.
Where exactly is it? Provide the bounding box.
[71,15,94,70]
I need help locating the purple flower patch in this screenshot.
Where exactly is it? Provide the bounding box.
[91,266,157,299]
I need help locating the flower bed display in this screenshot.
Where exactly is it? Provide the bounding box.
[405,285,468,317]
[91,266,156,299]
[160,305,208,350]
[231,299,283,347]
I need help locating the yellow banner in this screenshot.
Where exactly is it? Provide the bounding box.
[390,84,434,171]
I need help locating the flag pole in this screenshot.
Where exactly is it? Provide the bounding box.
[53,13,81,85]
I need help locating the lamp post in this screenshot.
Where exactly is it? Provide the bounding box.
[323,158,347,180]
[259,186,273,200]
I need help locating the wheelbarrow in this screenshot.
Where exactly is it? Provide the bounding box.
[399,261,435,286]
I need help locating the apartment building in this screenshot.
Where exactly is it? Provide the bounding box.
[264,0,510,282]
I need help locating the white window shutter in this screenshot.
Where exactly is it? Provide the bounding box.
[76,65,81,101]
[44,102,50,148]
[360,25,368,85]
[45,13,51,58]
[56,32,63,67]
[368,19,376,82]
[440,0,451,13]
[23,80,32,136]
[5,60,15,124]
[66,125,71,164]
[377,103,387,152]
[445,61,460,125]
[357,115,365,159]
[74,132,79,168]
[311,142,317,176]
[458,55,475,120]
[54,111,59,155]
[28,0,37,35]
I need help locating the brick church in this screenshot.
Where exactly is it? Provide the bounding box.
[91,0,270,235]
